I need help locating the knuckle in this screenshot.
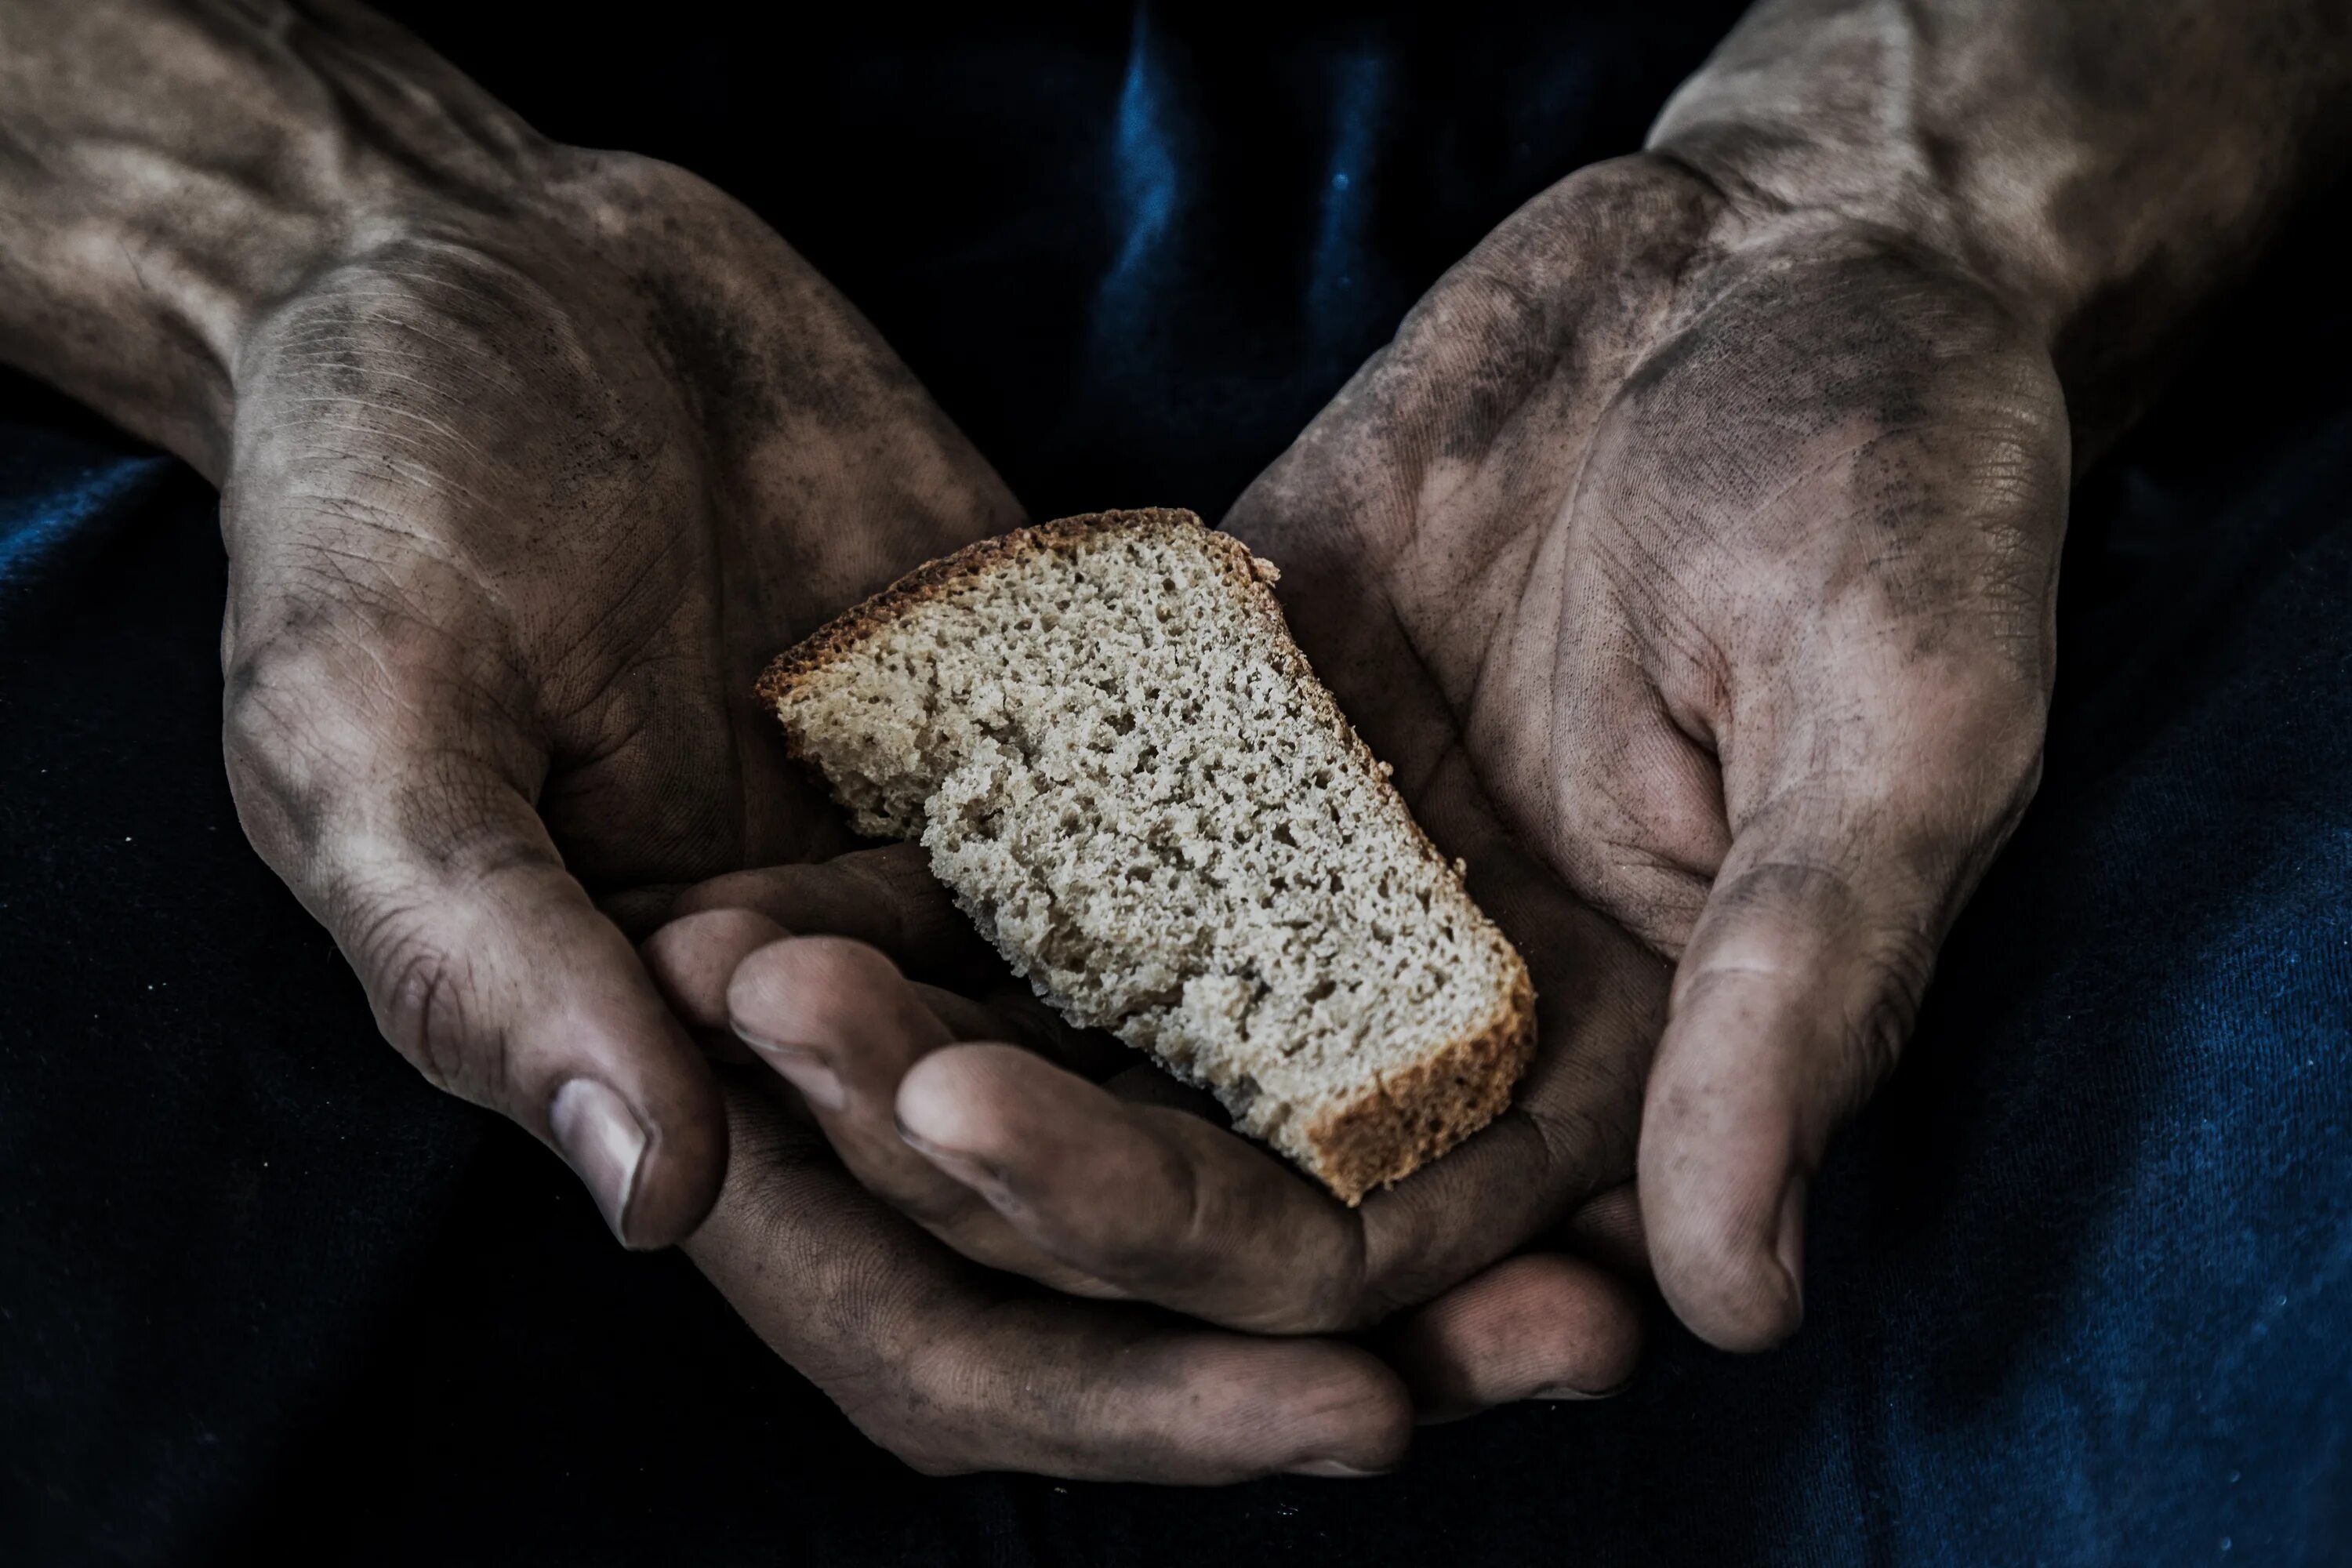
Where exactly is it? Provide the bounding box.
[567,147,728,225]
[1838,923,1939,1105]
[1296,1244,1373,1337]
[1687,857,1858,970]
[1065,1143,1233,1311]
[220,636,345,860]
[353,904,498,1100]
[1984,731,2047,832]
[392,778,556,887]
[1522,1091,1634,1192]
[221,637,307,757]
[1695,855,1941,1094]
[1927,675,2052,825]
[222,614,508,866]
[1241,1236,1367,1334]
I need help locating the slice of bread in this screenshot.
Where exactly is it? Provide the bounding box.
[757,508,1534,1203]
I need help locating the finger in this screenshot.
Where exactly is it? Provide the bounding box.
[1353,829,1664,1308]
[1381,1253,1643,1424]
[1556,1182,1651,1281]
[909,979,1127,1076]
[641,908,791,1067]
[891,844,1666,1335]
[895,1043,1371,1334]
[671,853,1123,1076]
[223,643,723,1249]
[726,936,1115,1294]
[1641,728,2037,1350]
[643,907,789,1030]
[672,845,993,978]
[686,1086,1414,1483]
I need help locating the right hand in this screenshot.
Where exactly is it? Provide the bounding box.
[217,129,1019,1247]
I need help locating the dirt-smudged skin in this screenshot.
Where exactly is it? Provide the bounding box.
[764,510,1537,1203]
[0,0,1036,1254]
[5,0,2350,1476]
[1219,0,2352,1351]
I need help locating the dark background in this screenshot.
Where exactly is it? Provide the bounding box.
[3,3,2347,1563]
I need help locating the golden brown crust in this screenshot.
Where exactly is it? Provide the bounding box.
[758,508,1538,1202]
[757,509,1217,710]
[1299,962,1538,1206]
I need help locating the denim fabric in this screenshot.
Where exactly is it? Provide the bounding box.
[2,4,2346,1563]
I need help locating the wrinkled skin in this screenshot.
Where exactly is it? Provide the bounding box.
[726,151,2065,1371]
[217,151,1022,1244]
[220,148,1650,1480]
[649,848,1657,1471]
[648,889,1646,1479]
[27,0,2340,1492]
[1229,154,2066,1348]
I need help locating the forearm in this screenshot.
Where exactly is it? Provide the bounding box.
[1653,0,2352,446]
[0,0,543,477]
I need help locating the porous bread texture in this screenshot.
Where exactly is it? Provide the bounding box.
[759,509,1534,1203]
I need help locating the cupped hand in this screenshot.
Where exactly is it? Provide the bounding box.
[645,147,2056,1387]
[644,896,1628,1479]
[1225,153,2067,1348]
[652,848,1653,1434]
[216,145,1019,1247]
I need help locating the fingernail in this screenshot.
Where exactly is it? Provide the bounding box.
[550,1078,648,1247]
[895,1122,1024,1216]
[1775,1173,1809,1323]
[1287,1459,1391,1479]
[1531,1375,1633,1402]
[734,1031,847,1112]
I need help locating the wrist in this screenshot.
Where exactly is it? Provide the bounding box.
[0,0,549,477]
[1646,109,2088,358]
[0,165,342,477]
[1647,0,2352,454]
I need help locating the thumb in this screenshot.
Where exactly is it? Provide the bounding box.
[224,645,724,1249]
[1639,768,2027,1350]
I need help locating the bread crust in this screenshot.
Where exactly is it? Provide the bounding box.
[757,510,1222,713]
[759,508,1537,1203]
[1301,964,1537,1204]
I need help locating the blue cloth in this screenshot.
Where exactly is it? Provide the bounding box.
[2,3,2346,1562]
[0,427,169,652]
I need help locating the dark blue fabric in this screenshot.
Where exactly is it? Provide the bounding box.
[0,432,169,645]
[2,4,2347,1563]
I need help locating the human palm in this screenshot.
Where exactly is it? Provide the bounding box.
[1227,154,2067,1346]
[219,149,1021,1241]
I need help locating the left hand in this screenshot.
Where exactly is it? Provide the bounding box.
[646,887,1645,1468]
[1226,151,2066,1348]
[655,828,1659,1427]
